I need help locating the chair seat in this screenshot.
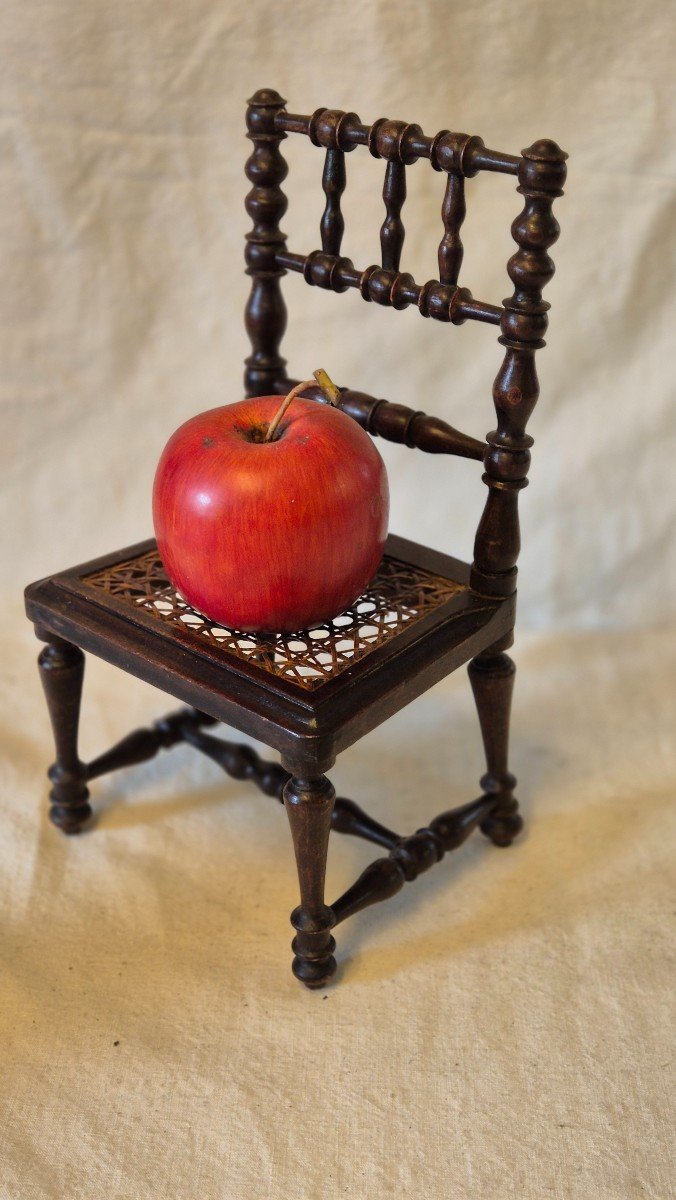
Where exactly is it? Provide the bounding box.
[25,533,514,774]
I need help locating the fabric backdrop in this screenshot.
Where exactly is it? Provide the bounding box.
[2,0,675,628]
[1,2,674,1198]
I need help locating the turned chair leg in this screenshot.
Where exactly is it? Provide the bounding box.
[283,771,336,988]
[468,650,523,847]
[37,634,92,834]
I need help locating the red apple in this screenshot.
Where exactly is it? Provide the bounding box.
[152,393,389,633]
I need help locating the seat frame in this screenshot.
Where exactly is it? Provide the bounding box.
[25,89,567,988]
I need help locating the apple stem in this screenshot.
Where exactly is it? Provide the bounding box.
[264,369,340,442]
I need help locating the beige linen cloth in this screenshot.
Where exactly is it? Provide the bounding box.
[1,1,675,1197]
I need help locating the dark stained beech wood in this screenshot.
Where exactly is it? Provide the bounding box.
[179,724,401,848]
[274,248,502,326]
[339,390,485,459]
[470,140,568,597]
[173,725,512,930]
[273,380,486,461]
[25,88,567,987]
[330,795,498,925]
[275,109,521,176]
[468,651,522,846]
[320,147,346,255]
[244,89,289,398]
[438,172,465,287]
[36,635,92,833]
[380,160,406,271]
[85,708,217,781]
[283,773,336,988]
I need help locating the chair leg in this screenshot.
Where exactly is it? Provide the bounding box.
[283,772,336,988]
[37,636,92,834]
[468,651,523,847]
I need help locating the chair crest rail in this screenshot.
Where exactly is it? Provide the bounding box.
[275,108,520,175]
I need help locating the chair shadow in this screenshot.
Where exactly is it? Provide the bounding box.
[23,699,659,992]
[90,773,244,832]
[334,781,669,985]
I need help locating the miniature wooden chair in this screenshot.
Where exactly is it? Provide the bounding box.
[25,89,567,988]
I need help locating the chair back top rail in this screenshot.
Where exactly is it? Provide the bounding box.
[276,108,521,176]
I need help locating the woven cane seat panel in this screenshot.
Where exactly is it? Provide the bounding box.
[82,547,465,691]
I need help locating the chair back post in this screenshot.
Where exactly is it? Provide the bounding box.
[469,141,567,597]
[244,89,289,398]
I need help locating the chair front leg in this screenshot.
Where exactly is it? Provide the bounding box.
[468,650,523,847]
[283,772,336,988]
[37,634,92,834]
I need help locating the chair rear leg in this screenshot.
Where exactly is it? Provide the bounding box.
[37,634,92,834]
[283,771,336,988]
[468,650,523,847]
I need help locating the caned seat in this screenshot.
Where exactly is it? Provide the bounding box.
[25,534,514,772]
[25,89,567,988]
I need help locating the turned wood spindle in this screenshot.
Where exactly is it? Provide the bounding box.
[244,88,289,398]
[438,172,466,287]
[320,147,346,256]
[37,636,92,834]
[274,249,499,325]
[179,725,400,846]
[468,651,522,846]
[283,773,337,989]
[271,378,486,459]
[85,708,216,781]
[471,139,568,596]
[330,794,498,925]
[380,161,406,272]
[337,389,485,459]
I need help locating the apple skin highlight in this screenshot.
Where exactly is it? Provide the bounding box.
[153,395,389,633]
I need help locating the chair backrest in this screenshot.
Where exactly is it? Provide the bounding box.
[243,88,567,600]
